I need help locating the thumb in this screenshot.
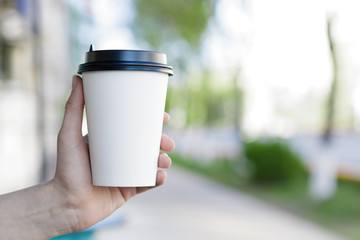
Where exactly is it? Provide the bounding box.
[59,75,85,139]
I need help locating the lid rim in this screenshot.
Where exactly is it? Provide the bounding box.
[79,48,173,76]
[79,61,173,68]
[78,63,173,76]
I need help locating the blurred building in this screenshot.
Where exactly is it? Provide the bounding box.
[0,0,70,194]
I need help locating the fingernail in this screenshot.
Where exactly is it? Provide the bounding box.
[72,76,78,90]
[165,112,170,120]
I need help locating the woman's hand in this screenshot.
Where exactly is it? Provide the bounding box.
[52,75,175,232]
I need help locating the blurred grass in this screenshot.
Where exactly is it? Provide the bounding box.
[171,153,360,240]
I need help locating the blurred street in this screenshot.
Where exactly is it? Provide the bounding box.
[93,167,346,240]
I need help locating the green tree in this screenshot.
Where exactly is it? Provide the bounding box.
[131,0,217,126]
[322,17,338,144]
[131,0,216,59]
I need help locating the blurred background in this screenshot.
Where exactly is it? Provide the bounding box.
[1,0,360,239]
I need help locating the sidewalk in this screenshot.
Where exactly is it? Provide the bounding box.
[93,167,347,240]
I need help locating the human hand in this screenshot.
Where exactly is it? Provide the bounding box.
[51,75,174,232]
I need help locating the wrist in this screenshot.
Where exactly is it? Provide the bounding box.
[24,181,80,238]
[0,182,79,240]
[46,179,81,234]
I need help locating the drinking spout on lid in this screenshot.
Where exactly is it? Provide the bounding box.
[89,44,94,52]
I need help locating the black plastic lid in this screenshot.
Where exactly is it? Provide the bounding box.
[78,45,173,76]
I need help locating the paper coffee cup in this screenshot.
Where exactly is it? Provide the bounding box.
[78,45,173,187]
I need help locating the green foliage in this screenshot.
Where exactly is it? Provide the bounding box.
[131,0,216,75]
[186,73,236,126]
[244,138,307,183]
[131,1,244,129]
[132,0,216,50]
[166,70,243,127]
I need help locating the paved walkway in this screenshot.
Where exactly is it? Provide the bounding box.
[93,167,347,240]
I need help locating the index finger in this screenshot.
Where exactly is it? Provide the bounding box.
[163,112,170,123]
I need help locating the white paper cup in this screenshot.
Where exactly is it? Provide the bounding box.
[78,46,173,187]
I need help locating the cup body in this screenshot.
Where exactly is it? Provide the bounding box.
[82,70,169,186]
